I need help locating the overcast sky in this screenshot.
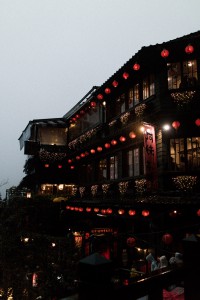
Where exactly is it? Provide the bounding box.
[0,0,200,198]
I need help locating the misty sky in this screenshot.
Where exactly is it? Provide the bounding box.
[0,0,200,198]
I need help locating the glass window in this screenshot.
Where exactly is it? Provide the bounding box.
[99,159,107,180]
[170,137,200,171]
[110,155,118,180]
[168,60,198,90]
[116,93,126,115]
[124,148,140,177]
[167,62,181,90]
[128,88,134,108]
[143,74,155,100]
[134,83,140,105]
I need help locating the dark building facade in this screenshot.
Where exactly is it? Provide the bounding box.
[19,31,200,234]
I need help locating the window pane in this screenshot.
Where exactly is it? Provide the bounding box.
[182,60,198,88]
[167,62,181,90]
[134,148,140,176]
[134,83,140,105]
[187,137,200,169]
[99,159,107,180]
[128,88,134,108]
[110,156,118,179]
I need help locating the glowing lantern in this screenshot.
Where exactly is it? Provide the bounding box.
[105,87,111,94]
[101,209,107,214]
[129,131,136,139]
[76,156,80,160]
[112,80,118,87]
[90,101,96,107]
[142,210,150,217]
[105,143,111,149]
[86,207,91,212]
[128,209,136,216]
[85,151,89,156]
[76,114,80,119]
[195,119,200,127]
[44,164,49,168]
[32,273,38,287]
[162,233,173,245]
[196,209,200,216]
[133,63,140,71]
[70,165,75,170]
[58,164,62,169]
[161,49,169,58]
[172,121,180,130]
[119,136,126,142]
[118,209,125,215]
[107,208,112,214]
[97,146,103,152]
[127,237,136,247]
[111,139,117,146]
[68,159,72,164]
[123,72,129,79]
[72,117,76,122]
[185,44,194,54]
[70,207,74,210]
[97,93,103,100]
[79,207,83,212]
[94,207,99,213]
[90,149,96,154]
[81,153,85,157]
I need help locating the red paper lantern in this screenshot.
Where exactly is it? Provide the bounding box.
[161,49,169,58]
[196,209,200,217]
[185,44,194,54]
[86,207,91,212]
[97,146,103,152]
[94,207,100,213]
[128,209,136,216]
[101,209,107,214]
[107,208,113,214]
[105,143,111,149]
[123,72,129,79]
[58,164,62,169]
[118,209,125,215]
[127,237,136,247]
[76,114,80,119]
[79,207,83,212]
[81,153,85,158]
[90,101,96,107]
[142,210,150,217]
[172,121,180,130]
[68,159,72,164]
[76,156,80,160]
[105,87,111,94]
[44,164,49,168]
[112,80,118,87]
[97,93,104,100]
[80,110,85,115]
[133,63,140,71]
[119,136,126,142]
[90,149,96,154]
[129,131,136,139]
[111,139,117,146]
[70,165,75,170]
[162,233,173,245]
[195,119,200,127]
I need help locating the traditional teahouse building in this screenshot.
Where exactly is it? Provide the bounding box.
[19,31,200,239]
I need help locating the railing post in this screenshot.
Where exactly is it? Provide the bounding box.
[182,234,200,300]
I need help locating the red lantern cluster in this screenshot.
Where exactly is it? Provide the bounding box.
[133,63,140,71]
[123,72,129,80]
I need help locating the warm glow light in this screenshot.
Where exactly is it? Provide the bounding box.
[70,165,75,170]
[97,93,104,100]
[161,49,169,58]
[119,136,126,142]
[81,153,85,157]
[162,124,170,131]
[140,126,145,132]
[118,209,125,215]
[123,72,129,79]
[44,164,49,168]
[107,208,112,214]
[90,101,96,107]
[97,146,103,152]
[112,80,118,87]
[172,121,180,130]
[105,88,111,94]
[129,131,136,139]
[86,207,91,212]
[105,143,111,149]
[26,192,31,198]
[195,119,200,127]
[58,184,64,190]
[102,101,106,106]
[94,207,100,213]
[58,164,62,169]
[68,159,72,164]
[111,139,117,146]
[185,44,194,54]
[133,63,140,71]
[142,210,150,217]
[76,156,81,160]
[128,209,136,216]
[90,149,96,154]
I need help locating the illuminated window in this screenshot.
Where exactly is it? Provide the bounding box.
[110,155,118,180]
[99,159,107,180]
[143,74,155,100]
[124,148,140,177]
[168,60,197,90]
